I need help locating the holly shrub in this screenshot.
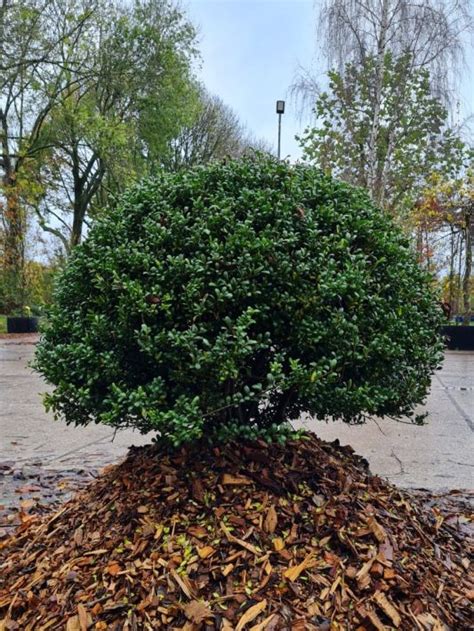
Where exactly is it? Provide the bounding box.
[34,155,443,445]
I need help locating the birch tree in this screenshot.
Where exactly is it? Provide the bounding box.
[294,0,472,209]
[318,1,471,89]
[298,54,464,211]
[298,0,472,104]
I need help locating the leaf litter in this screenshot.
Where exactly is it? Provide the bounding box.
[0,433,472,630]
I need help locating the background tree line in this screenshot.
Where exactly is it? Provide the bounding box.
[2,0,473,323]
[0,0,266,315]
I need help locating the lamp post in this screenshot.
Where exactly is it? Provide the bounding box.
[276,100,285,159]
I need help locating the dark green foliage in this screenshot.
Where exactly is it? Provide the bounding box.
[34,155,444,445]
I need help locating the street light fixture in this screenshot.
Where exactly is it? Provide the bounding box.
[276,100,285,159]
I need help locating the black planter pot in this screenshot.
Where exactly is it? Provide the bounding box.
[6,316,39,334]
[441,325,474,351]
[454,315,474,323]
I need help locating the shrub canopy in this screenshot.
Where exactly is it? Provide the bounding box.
[35,156,443,445]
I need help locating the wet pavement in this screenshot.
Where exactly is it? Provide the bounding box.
[297,351,474,490]
[0,336,151,533]
[0,337,150,470]
[0,337,472,529]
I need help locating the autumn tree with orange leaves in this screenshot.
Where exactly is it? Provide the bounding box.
[414,157,474,323]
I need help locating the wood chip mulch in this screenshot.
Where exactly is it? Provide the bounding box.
[0,433,472,630]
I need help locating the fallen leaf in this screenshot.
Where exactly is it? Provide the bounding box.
[197,545,215,559]
[263,506,277,534]
[19,499,36,510]
[191,478,205,502]
[284,555,316,581]
[107,561,121,576]
[236,599,267,631]
[249,613,276,631]
[77,604,90,631]
[378,540,394,562]
[307,602,321,616]
[188,525,207,538]
[184,600,213,624]
[65,616,81,631]
[433,510,444,532]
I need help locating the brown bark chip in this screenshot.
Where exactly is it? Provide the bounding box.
[0,434,472,629]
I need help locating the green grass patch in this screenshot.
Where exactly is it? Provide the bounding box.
[0,315,6,334]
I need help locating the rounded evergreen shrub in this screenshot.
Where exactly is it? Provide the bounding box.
[35,155,443,445]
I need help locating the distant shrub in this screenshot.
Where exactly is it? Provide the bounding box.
[34,156,443,445]
[0,259,56,315]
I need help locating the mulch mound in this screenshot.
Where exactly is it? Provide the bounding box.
[0,434,472,631]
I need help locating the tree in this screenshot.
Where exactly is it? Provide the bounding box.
[0,0,95,309]
[298,53,464,212]
[166,88,248,170]
[293,0,472,209]
[28,0,199,254]
[295,0,472,109]
[414,160,473,323]
[35,155,443,446]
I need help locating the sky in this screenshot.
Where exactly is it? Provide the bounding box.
[185,0,316,160]
[185,0,474,160]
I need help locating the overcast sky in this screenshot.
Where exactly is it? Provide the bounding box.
[185,0,474,161]
[186,0,315,160]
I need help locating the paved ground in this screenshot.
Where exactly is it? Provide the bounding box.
[0,336,152,532]
[0,337,472,492]
[296,351,474,489]
[0,338,150,471]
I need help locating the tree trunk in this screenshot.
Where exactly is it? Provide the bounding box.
[462,209,472,325]
[70,201,85,248]
[1,101,27,312]
[448,226,456,309]
[456,234,463,315]
[366,0,389,204]
[2,174,26,312]
[69,138,89,250]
